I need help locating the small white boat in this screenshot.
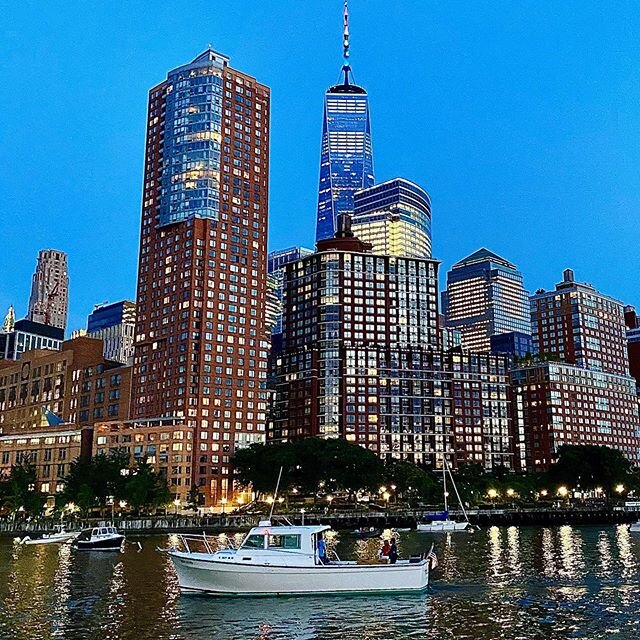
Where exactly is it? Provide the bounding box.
[20,527,79,545]
[629,521,640,532]
[73,525,125,551]
[167,520,434,596]
[417,519,470,533]
[417,455,474,533]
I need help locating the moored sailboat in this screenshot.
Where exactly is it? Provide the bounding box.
[417,456,474,533]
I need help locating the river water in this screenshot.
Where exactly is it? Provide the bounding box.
[1,524,639,639]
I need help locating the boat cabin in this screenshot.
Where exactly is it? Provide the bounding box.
[213,520,331,567]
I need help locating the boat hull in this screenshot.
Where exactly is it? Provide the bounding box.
[22,532,78,545]
[417,520,470,533]
[74,535,125,551]
[169,552,429,596]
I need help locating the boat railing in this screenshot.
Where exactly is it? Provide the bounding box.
[176,532,216,555]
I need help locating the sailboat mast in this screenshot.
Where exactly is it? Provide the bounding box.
[442,453,448,513]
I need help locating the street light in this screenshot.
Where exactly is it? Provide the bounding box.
[540,489,548,497]
[506,488,515,497]
[173,498,181,515]
[118,500,127,510]
[326,495,334,509]
[379,486,387,494]
[266,495,274,505]
[487,488,499,500]
[616,484,625,494]
[220,497,227,514]
[557,486,569,498]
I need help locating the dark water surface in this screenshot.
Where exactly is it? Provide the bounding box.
[1,525,640,639]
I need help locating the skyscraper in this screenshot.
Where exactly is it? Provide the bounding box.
[272,216,515,470]
[444,248,531,353]
[530,269,629,374]
[27,249,69,331]
[132,48,270,507]
[87,300,136,364]
[315,1,374,242]
[267,246,314,338]
[512,270,639,471]
[351,178,432,258]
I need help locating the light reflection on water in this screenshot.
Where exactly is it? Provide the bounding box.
[1,525,640,639]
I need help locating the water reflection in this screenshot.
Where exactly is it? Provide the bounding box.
[2,526,640,639]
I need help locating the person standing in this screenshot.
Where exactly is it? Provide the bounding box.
[388,538,399,564]
[317,534,328,564]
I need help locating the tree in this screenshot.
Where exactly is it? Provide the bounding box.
[384,461,438,503]
[1,462,46,517]
[187,484,205,513]
[549,444,633,497]
[124,461,171,513]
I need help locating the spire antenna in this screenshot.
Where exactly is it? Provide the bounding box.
[342,0,351,84]
[343,0,350,63]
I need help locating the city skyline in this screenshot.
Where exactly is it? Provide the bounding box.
[2,1,640,332]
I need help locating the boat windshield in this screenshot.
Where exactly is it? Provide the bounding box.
[241,534,265,549]
[268,534,301,550]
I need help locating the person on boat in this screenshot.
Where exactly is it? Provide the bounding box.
[317,533,328,564]
[379,539,391,559]
[388,538,399,564]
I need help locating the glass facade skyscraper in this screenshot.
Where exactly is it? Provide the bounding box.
[158,50,225,227]
[444,248,531,353]
[315,2,374,242]
[351,178,432,258]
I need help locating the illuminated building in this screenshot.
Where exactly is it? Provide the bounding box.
[530,269,630,375]
[131,48,270,507]
[444,248,531,353]
[351,178,432,259]
[316,1,375,241]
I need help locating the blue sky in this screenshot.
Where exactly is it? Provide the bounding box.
[1,1,639,333]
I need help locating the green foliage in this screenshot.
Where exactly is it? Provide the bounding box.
[384,461,438,502]
[187,484,205,512]
[549,444,633,496]
[232,438,385,496]
[61,451,170,514]
[0,462,46,516]
[125,461,171,512]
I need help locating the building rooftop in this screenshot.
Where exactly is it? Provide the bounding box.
[452,248,516,270]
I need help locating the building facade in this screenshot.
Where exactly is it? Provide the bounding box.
[351,178,432,259]
[530,269,629,375]
[267,247,314,338]
[511,362,640,471]
[624,305,640,391]
[27,249,69,331]
[272,221,515,470]
[315,3,374,242]
[490,331,534,359]
[0,336,131,435]
[444,248,531,353]
[0,423,93,497]
[0,319,64,361]
[87,300,136,364]
[131,48,270,507]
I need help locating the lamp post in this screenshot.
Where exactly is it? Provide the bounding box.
[173,498,181,516]
[221,497,227,515]
[487,488,499,508]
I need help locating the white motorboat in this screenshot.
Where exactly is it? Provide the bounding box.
[166,520,434,596]
[417,456,474,533]
[629,521,640,532]
[20,527,79,545]
[73,525,125,551]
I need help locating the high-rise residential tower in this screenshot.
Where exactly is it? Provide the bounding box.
[530,269,629,374]
[27,249,69,331]
[272,217,515,470]
[351,178,432,259]
[315,1,374,242]
[444,249,531,353]
[512,270,639,471]
[132,48,270,507]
